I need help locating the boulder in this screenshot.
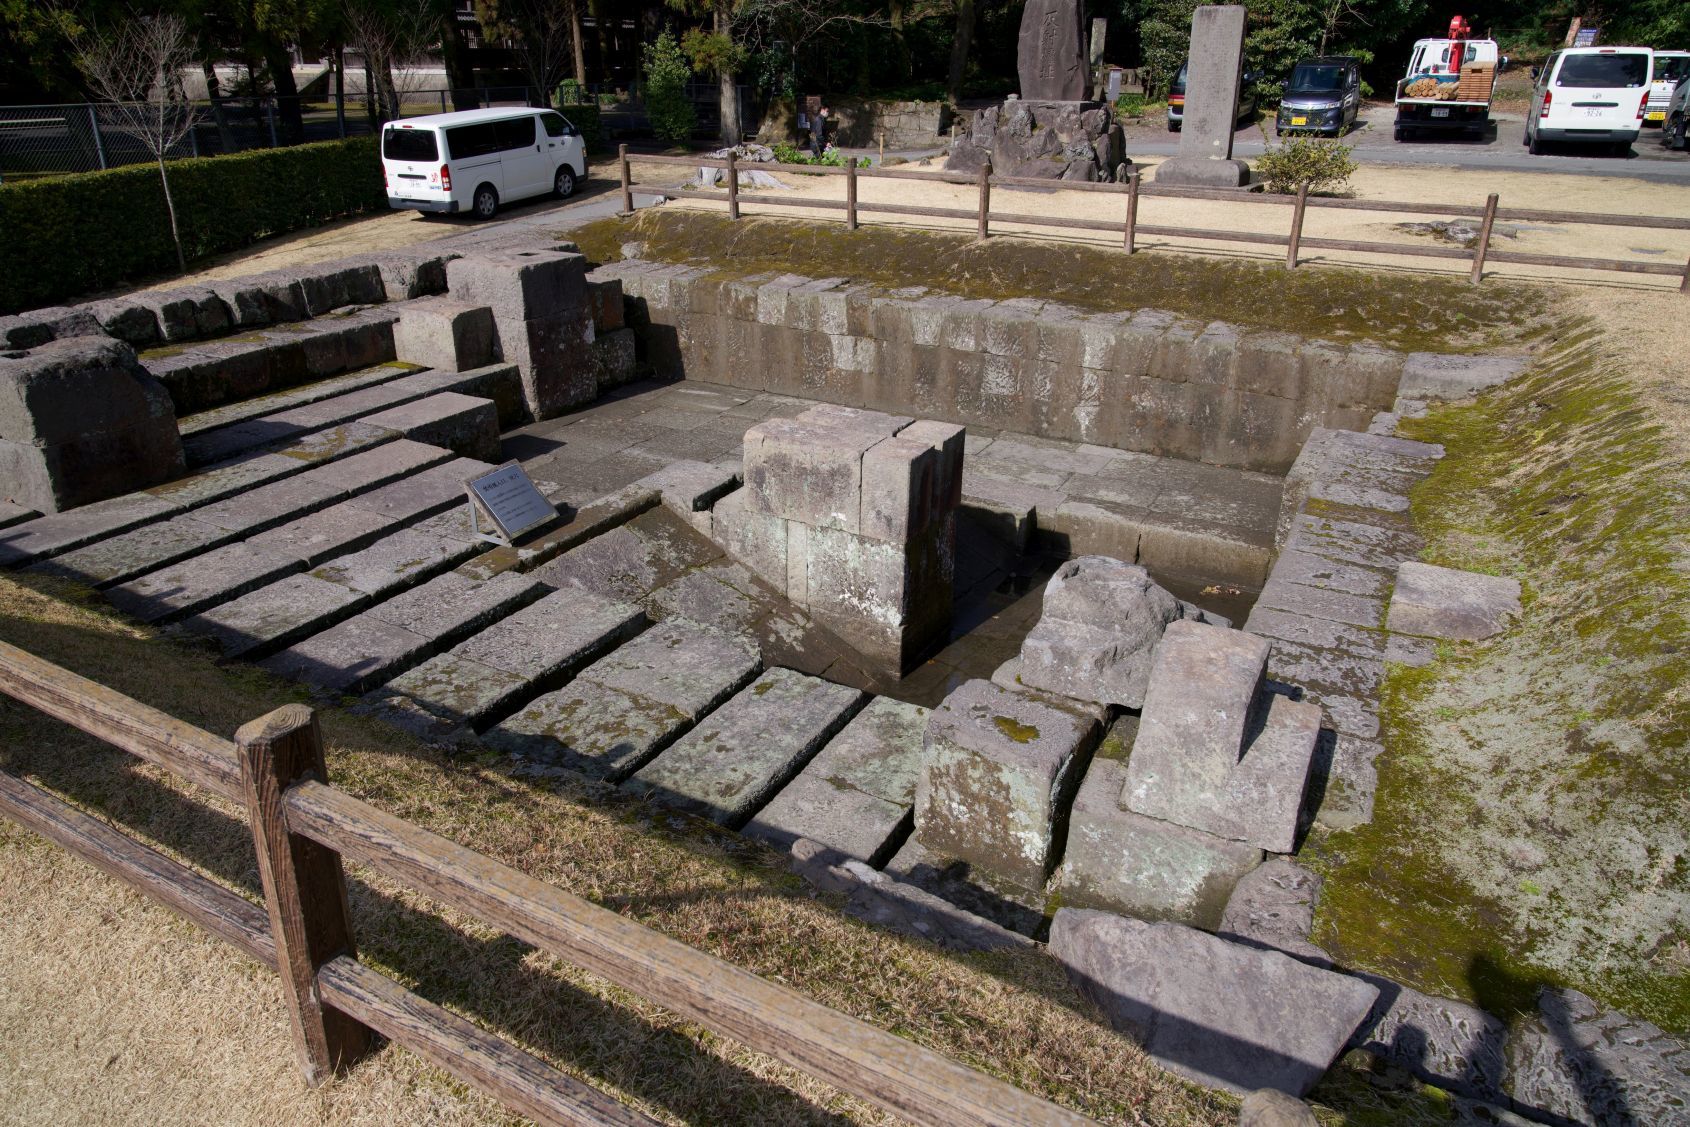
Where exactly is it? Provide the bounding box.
[1048,908,1379,1097]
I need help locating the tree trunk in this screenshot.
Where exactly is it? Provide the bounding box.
[333,44,346,137]
[156,156,186,274]
[364,62,379,131]
[438,0,479,110]
[264,40,305,144]
[590,0,611,84]
[570,0,586,85]
[715,6,741,145]
[201,57,236,153]
[891,0,911,83]
[947,0,975,106]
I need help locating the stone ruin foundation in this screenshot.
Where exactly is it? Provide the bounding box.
[5,229,1684,1119]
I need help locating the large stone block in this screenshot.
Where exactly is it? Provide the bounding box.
[80,299,161,346]
[1350,979,1507,1102]
[1153,5,1250,186]
[742,416,875,532]
[1123,619,1269,827]
[447,249,590,320]
[1386,560,1521,642]
[914,678,1100,890]
[0,337,184,513]
[1048,908,1379,1097]
[135,288,231,341]
[1015,556,1197,709]
[1505,988,1690,1124]
[362,392,500,461]
[392,296,495,371]
[858,434,939,542]
[370,249,456,301]
[1054,757,1261,927]
[295,262,386,315]
[1218,857,1331,967]
[496,311,596,419]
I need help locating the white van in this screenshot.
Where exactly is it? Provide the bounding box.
[1525,46,1654,156]
[1643,50,1690,126]
[382,107,587,220]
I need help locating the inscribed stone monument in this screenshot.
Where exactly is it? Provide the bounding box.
[1153,5,1252,187]
[1017,0,1088,101]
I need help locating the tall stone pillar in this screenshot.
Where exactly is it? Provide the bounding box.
[1153,5,1252,187]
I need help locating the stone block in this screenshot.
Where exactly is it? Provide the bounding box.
[636,459,739,515]
[295,262,386,315]
[0,314,54,350]
[484,680,690,781]
[1123,620,1269,827]
[1219,856,1331,966]
[452,587,646,683]
[308,526,478,597]
[576,617,761,718]
[625,667,865,827]
[1016,557,1193,709]
[1039,499,1144,564]
[373,651,529,734]
[1386,561,1521,642]
[1398,353,1526,401]
[859,434,939,542]
[587,277,625,333]
[742,416,871,532]
[1349,978,1506,1102]
[744,696,928,865]
[0,492,180,568]
[260,613,430,693]
[1504,987,1690,1124]
[370,249,456,301]
[177,572,366,658]
[914,678,1100,890]
[1053,757,1262,928]
[246,502,399,565]
[392,296,495,371]
[590,328,638,391]
[136,288,230,341]
[106,542,301,624]
[1047,908,1380,1097]
[0,337,184,513]
[447,249,590,320]
[345,456,495,523]
[81,299,161,346]
[1238,1090,1319,1127]
[363,392,500,461]
[28,513,223,587]
[496,311,595,419]
[895,418,966,510]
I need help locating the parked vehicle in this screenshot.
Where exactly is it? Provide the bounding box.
[1663,75,1690,151]
[1642,50,1690,127]
[382,107,587,220]
[1167,60,1262,132]
[1523,46,1655,156]
[1393,17,1500,141]
[1275,56,1363,136]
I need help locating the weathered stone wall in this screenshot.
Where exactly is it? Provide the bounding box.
[601,262,1406,475]
[755,98,952,150]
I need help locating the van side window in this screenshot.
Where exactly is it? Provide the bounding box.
[496,116,535,151]
[445,122,499,159]
[541,112,569,138]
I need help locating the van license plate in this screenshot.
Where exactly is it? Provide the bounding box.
[1290,116,1307,125]
[1646,111,1665,120]
[1431,107,1449,118]
[1585,107,1606,118]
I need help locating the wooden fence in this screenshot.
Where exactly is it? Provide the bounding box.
[617,146,1690,293]
[0,639,1093,1127]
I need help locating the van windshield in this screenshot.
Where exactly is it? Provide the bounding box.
[1656,56,1690,84]
[383,127,438,163]
[1289,65,1343,92]
[1556,53,1650,88]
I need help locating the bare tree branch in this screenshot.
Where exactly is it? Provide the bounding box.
[344,0,443,121]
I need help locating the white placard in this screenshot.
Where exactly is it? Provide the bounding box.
[464,461,556,544]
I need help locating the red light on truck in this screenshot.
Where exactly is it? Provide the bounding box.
[440,164,452,191]
[1539,90,1552,118]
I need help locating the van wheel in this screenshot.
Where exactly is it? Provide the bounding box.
[1527,128,1545,155]
[553,166,577,199]
[1671,116,1688,151]
[1168,121,1180,133]
[472,184,499,220]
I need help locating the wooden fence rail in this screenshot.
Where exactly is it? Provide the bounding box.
[0,638,1092,1127]
[618,146,1690,293]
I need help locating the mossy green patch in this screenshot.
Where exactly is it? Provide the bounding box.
[1306,322,1690,1033]
[571,210,1548,354]
[994,715,1040,743]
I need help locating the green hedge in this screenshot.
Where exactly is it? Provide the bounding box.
[0,138,386,314]
[552,100,605,154]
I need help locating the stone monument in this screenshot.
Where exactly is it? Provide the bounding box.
[1153,5,1251,187]
[946,0,1126,182]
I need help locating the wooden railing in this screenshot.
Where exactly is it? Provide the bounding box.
[0,639,1092,1127]
[617,145,1690,293]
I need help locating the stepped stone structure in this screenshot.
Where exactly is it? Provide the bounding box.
[709,404,963,674]
[446,249,597,419]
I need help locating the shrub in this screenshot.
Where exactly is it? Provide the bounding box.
[1113,93,1148,119]
[556,77,585,105]
[1254,135,1358,195]
[0,138,384,314]
[644,31,695,148]
[552,98,604,152]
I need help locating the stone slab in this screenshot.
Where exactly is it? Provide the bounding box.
[0,493,181,568]
[1350,978,1507,1102]
[914,678,1101,890]
[1047,908,1380,1097]
[624,667,865,828]
[392,296,495,372]
[366,569,545,640]
[309,528,480,597]
[1505,987,1690,1125]
[1398,353,1527,401]
[106,542,302,624]
[453,588,647,683]
[1386,561,1521,642]
[575,617,760,718]
[1123,620,1269,827]
[1016,0,1087,100]
[483,681,690,782]
[177,572,368,658]
[1218,858,1332,968]
[1054,757,1262,929]
[260,613,431,694]
[28,514,225,587]
[344,456,496,522]
[246,503,400,565]
[743,696,928,865]
[373,652,531,735]
[362,391,501,461]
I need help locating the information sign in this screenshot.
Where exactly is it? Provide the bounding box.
[464,461,557,545]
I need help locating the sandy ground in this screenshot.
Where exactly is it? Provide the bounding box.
[646,156,1690,294]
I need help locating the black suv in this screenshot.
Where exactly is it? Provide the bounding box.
[1275,56,1363,136]
[1166,60,1263,132]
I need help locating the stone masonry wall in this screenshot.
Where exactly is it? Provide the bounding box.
[599,261,1405,475]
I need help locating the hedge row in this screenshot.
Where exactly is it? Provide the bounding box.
[553,101,605,154]
[0,138,386,314]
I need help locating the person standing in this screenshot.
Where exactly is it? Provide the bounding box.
[811,105,831,156]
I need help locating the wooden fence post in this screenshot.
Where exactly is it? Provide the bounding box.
[1286,182,1309,269]
[618,144,633,215]
[977,163,991,239]
[238,704,372,1086]
[1680,252,1689,295]
[1470,192,1499,285]
[846,158,858,231]
[1123,170,1141,253]
[726,150,740,220]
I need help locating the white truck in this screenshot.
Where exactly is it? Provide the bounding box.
[1393,18,1500,142]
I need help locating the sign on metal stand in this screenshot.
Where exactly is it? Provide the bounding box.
[463,461,557,546]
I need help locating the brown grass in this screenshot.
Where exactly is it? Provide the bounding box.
[0,572,1252,1126]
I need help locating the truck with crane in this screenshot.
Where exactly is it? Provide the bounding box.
[1393,16,1501,141]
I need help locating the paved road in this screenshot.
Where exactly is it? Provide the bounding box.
[1120,103,1690,182]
